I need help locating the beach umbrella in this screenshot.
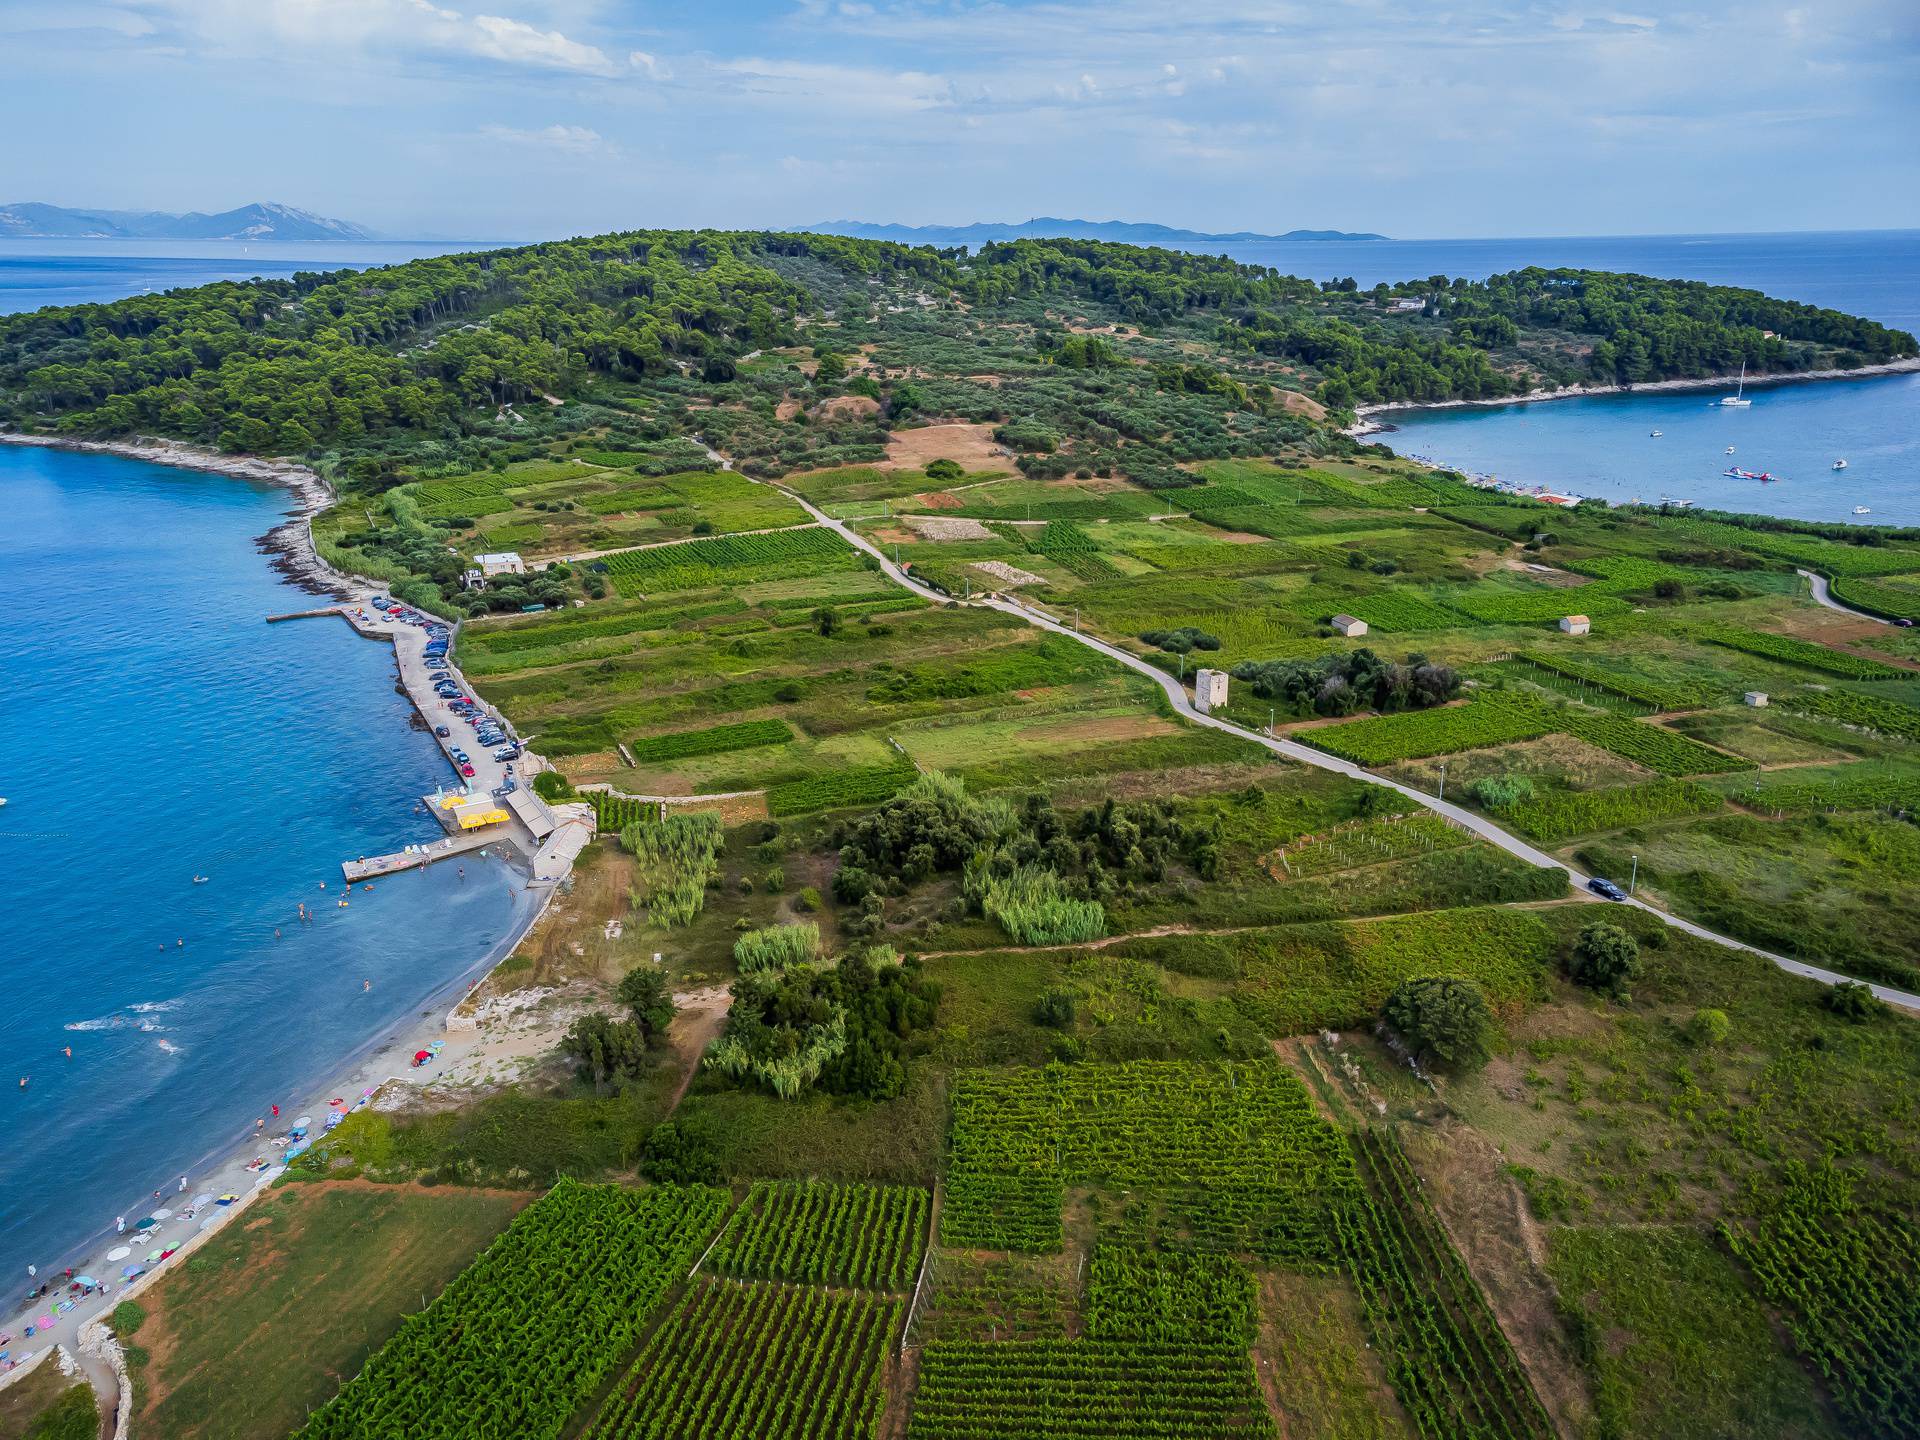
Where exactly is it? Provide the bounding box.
[294,1116,312,1129]
[120,1265,141,1278]
[144,1250,163,1263]
[73,1276,95,1289]
[35,1315,53,1330]
[105,1247,130,1262]
[191,1194,214,1208]
[150,1207,172,1220]
[134,1216,156,1230]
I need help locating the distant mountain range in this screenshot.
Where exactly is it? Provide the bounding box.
[809,217,1387,246]
[0,202,374,242]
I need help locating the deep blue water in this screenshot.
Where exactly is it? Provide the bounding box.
[0,445,536,1281]
[1207,229,1919,523]
[0,239,486,313]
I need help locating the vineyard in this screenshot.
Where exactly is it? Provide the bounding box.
[585,1278,899,1440]
[1727,766,1920,816]
[907,1341,1276,1439]
[1337,1131,1556,1440]
[1696,625,1906,680]
[1548,707,1756,776]
[1504,650,1708,711]
[767,759,919,816]
[626,718,794,764]
[1491,778,1725,843]
[1330,587,1474,634]
[294,1180,727,1440]
[1830,575,1920,621]
[941,1061,1352,1262]
[1778,686,1920,742]
[1721,1167,1920,1438]
[599,527,861,595]
[1085,1245,1258,1345]
[1024,520,1124,581]
[589,791,664,831]
[706,1181,929,1291]
[1442,588,1629,625]
[1645,515,1920,577]
[1302,702,1555,765]
[1272,812,1469,877]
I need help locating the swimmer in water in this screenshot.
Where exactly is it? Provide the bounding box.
[363,979,371,992]
[62,1046,71,1060]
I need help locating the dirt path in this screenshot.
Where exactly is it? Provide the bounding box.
[663,987,730,1112]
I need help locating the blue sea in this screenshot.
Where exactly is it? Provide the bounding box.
[0,445,538,1282]
[0,229,1912,1283]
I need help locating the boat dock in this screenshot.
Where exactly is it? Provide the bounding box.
[264,607,343,623]
[343,828,499,882]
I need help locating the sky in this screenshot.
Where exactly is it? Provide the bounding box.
[3,0,1917,242]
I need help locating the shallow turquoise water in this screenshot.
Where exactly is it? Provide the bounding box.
[0,445,536,1280]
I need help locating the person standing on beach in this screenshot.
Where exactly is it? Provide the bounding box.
[178,1175,186,1192]
[115,1216,124,1234]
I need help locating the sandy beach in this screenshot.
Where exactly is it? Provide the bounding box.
[1346,355,1920,438]
[0,431,575,1408]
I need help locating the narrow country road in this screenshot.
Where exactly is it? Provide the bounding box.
[748,472,1920,1013]
[1797,567,1890,624]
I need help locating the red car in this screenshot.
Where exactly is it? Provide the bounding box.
[460,764,475,777]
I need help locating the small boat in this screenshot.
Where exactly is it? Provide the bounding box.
[1723,467,1776,481]
[1854,506,1872,515]
[1720,362,1753,407]
[192,875,208,885]
[1833,459,1849,470]
[1649,429,1663,437]
[1726,446,1736,454]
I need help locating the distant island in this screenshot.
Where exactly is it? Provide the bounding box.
[809,216,1387,246]
[0,201,373,242]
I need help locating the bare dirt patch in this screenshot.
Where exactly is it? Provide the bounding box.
[882,422,1004,472]
[815,394,882,422]
[1400,1117,1597,1437]
[903,514,995,541]
[775,399,802,420]
[970,559,1045,588]
[1278,389,1329,420]
[912,490,964,511]
[665,985,731,1111]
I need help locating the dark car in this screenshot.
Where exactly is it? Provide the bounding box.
[1897,618,1915,628]
[1587,876,1628,901]
[434,725,450,738]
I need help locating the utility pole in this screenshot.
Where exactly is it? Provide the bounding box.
[1268,705,1275,738]
[1437,761,1447,802]
[1178,652,1187,682]
[1630,854,1639,896]
[1073,607,1080,633]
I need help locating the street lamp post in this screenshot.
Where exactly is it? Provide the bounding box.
[1437,761,1447,802]
[1630,854,1639,896]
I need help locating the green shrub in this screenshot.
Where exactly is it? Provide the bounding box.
[1684,1007,1732,1046]
[1566,921,1641,996]
[1383,975,1494,1071]
[1823,980,1887,1022]
[1034,988,1078,1028]
[532,769,576,801]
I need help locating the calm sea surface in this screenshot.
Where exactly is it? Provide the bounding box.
[0,229,1911,1278]
[0,445,537,1281]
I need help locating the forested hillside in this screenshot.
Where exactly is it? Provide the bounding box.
[0,230,1908,478]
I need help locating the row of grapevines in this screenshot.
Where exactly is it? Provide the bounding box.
[907,1340,1275,1439]
[1695,625,1906,679]
[1023,520,1124,580]
[1274,812,1467,877]
[1084,1245,1258,1346]
[600,526,860,595]
[1302,701,1556,766]
[295,1180,727,1440]
[1490,778,1725,843]
[586,1277,899,1440]
[767,760,919,816]
[1541,704,1756,776]
[1778,686,1920,742]
[1726,765,1920,816]
[941,1061,1352,1259]
[706,1181,929,1291]
[1506,650,1710,710]
[626,717,794,764]
[1645,515,1920,577]
[1336,1131,1555,1440]
[1720,1164,1920,1438]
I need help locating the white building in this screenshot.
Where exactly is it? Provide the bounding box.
[1745,691,1769,707]
[1194,668,1229,715]
[1331,614,1368,637]
[476,551,526,577]
[461,568,486,591]
[1558,614,1591,636]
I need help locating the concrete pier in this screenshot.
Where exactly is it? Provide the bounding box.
[343,829,499,882]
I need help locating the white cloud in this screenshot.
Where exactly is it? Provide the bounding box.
[479,122,608,153]
[710,58,951,113]
[120,0,617,75]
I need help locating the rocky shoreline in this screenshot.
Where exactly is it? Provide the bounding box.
[1348,355,1920,437]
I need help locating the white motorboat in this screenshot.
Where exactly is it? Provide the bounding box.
[1833,459,1849,470]
[1854,506,1872,515]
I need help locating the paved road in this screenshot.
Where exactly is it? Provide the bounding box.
[757,475,1920,1013]
[1798,567,1891,624]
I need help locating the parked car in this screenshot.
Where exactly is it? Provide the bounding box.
[1587,876,1628,901]
[459,763,475,778]
[434,725,450,738]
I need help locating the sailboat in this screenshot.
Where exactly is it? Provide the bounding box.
[1719,362,1752,407]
